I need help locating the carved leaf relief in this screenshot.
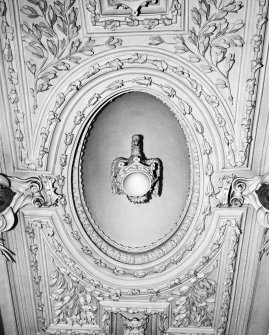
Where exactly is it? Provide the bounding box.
[49,264,98,326]
[149,0,245,104]
[172,276,216,328]
[20,0,123,113]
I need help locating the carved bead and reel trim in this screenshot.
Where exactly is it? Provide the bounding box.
[72,87,202,265]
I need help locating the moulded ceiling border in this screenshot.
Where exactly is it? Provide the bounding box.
[74,87,199,259]
[38,51,228,176]
[18,207,247,334]
[60,80,212,272]
[47,77,225,282]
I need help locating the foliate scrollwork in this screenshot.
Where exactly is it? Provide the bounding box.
[229,178,246,207]
[49,262,98,326]
[36,52,233,169]
[149,0,245,104]
[259,234,269,260]
[0,174,61,261]
[0,0,31,168]
[25,220,48,332]
[121,313,149,335]
[217,220,241,335]
[229,173,269,228]
[238,0,268,166]
[172,276,216,328]
[20,0,123,113]
[217,173,269,229]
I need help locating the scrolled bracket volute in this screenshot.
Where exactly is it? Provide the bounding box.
[229,173,269,229]
[0,173,61,262]
[217,173,269,229]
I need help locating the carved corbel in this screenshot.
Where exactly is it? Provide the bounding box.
[217,173,269,228]
[229,173,269,228]
[216,173,269,259]
[0,174,60,261]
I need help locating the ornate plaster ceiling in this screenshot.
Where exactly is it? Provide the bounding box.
[0,1,269,335]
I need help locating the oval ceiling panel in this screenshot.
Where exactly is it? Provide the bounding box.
[81,92,190,249]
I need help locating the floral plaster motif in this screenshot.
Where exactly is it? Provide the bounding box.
[0,0,30,167]
[20,0,122,113]
[33,52,236,170]
[49,260,99,326]
[25,220,48,332]
[149,0,245,104]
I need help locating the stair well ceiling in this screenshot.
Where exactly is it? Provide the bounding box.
[1,1,269,334]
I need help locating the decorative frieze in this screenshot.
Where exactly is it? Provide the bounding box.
[49,261,99,327]
[0,0,30,167]
[25,220,48,332]
[217,220,241,335]
[239,0,269,166]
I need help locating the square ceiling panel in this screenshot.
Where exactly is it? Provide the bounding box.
[81,0,188,35]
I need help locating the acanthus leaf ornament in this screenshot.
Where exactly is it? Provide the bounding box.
[217,173,269,229]
[49,262,98,327]
[149,0,245,104]
[25,220,48,332]
[121,312,149,335]
[238,0,268,166]
[110,134,162,204]
[0,173,61,261]
[20,0,123,113]
[172,276,216,328]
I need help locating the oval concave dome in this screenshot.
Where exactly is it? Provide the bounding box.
[81,92,190,249]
